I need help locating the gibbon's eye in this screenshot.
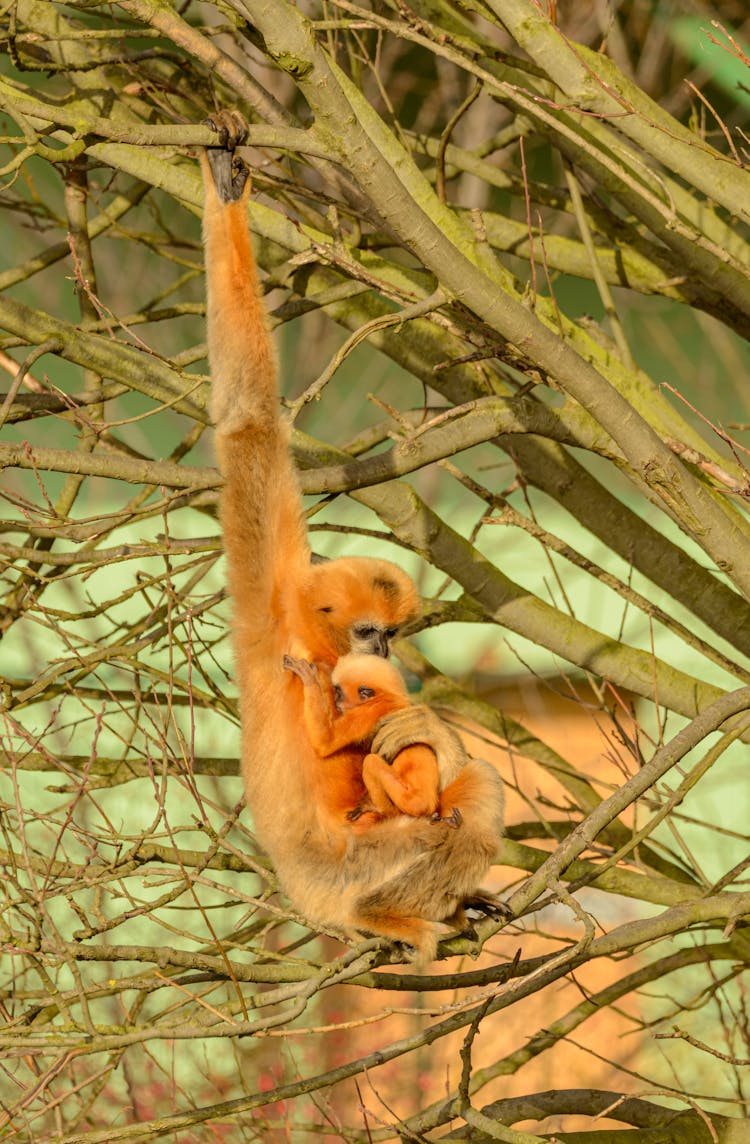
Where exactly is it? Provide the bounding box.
[385,627,399,640]
[358,686,376,701]
[333,684,344,707]
[353,624,376,639]
[319,606,333,614]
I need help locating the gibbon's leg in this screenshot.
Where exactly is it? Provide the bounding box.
[201,112,310,655]
[359,753,398,816]
[361,750,439,818]
[434,760,505,872]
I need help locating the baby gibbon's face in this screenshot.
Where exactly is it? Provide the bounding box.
[331,654,409,712]
[332,680,377,713]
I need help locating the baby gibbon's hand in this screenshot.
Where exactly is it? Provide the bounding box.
[282,655,320,686]
[372,705,466,784]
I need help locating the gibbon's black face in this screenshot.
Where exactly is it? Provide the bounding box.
[348,621,399,658]
[310,556,419,660]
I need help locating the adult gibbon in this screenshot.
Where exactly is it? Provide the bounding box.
[201,110,504,962]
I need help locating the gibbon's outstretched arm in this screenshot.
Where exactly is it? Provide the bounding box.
[201,113,505,964]
[201,111,310,649]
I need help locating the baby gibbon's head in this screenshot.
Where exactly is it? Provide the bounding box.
[331,654,409,711]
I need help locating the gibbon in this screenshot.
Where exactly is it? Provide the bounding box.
[285,653,467,825]
[200,110,505,963]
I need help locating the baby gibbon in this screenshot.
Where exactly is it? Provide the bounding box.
[201,110,505,962]
[286,653,465,825]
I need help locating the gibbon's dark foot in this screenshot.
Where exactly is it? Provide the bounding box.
[282,654,317,684]
[430,806,462,829]
[204,110,249,204]
[352,929,410,958]
[463,893,512,921]
[389,938,422,962]
[346,805,385,828]
[365,937,421,965]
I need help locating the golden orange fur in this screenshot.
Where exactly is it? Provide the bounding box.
[201,111,504,962]
[288,655,446,823]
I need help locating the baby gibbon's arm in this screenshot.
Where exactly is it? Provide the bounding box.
[284,655,393,756]
[282,657,345,756]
